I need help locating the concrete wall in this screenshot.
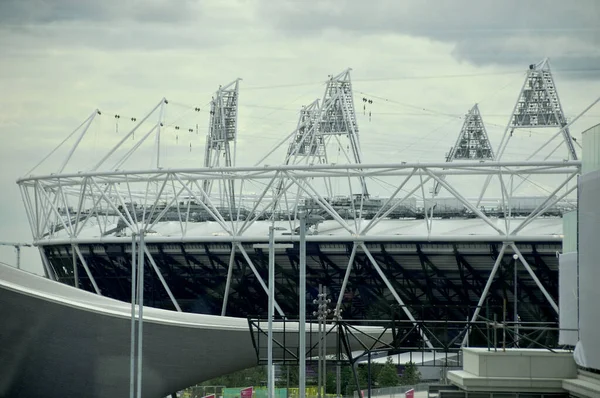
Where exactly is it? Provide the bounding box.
[462,348,576,379]
[562,210,577,254]
[582,123,600,174]
[577,168,600,371]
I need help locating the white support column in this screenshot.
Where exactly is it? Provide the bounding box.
[74,244,101,295]
[221,245,237,316]
[510,243,558,314]
[143,246,182,312]
[39,246,56,280]
[360,243,434,349]
[129,233,137,398]
[461,243,507,346]
[236,243,285,317]
[267,227,275,398]
[334,242,358,316]
[71,244,79,289]
[298,212,307,398]
[136,231,145,398]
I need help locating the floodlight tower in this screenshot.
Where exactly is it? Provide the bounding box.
[285,99,322,164]
[203,79,241,206]
[285,69,367,196]
[496,58,577,160]
[433,104,494,195]
[319,69,363,168]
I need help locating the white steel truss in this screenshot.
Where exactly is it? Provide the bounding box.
[18,161,579,328]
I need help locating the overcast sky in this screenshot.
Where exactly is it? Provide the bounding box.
[1,0,599,273]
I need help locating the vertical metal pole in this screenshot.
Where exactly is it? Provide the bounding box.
[502,299,506,352]
[367,351,372,398]
[336,321,341,398]
[513,254,519,347]
[16,245,21,270]
[299,213,307,398]
[72,244,79,288]
[317,285,323,398]
[323,298,328,398]
[268,226,275,398]
[493,313,497,352]
[221,245,236,316]
[486,301,490,351]
[136,231,145,398]
[465,316,469,348]
[130,234,137,398]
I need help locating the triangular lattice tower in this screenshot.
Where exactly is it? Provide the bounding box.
[448,104,495,161]
[285,99,322,163]
[203,79,240,207]
[434,104,494,195]
[284,69,367,195]
[285,69,362,164]
[498,59,577,160]
[204,79,240,170]
[319,69,362,165]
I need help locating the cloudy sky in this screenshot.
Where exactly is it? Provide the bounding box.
[1,0,599,273]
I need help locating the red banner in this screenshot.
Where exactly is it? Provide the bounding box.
[202,395,215,398]
[240,387,253,398]
[405,389,414,398]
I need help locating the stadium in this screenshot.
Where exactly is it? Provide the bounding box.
[17,60,585,349]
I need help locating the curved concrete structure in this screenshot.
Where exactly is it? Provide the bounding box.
[0,263,387,398]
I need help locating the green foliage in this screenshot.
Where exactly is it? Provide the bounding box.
[399,361,421,386]
[201,366,267,388]
[197,359,417,393]
[377,357,400,387]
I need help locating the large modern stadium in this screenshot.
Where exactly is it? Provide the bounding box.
[17,60,586,348]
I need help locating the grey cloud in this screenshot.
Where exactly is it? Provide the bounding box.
[0,0,199,24]
[260,0,600,74]
[0,0,260,52]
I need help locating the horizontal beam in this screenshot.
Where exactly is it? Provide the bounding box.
[34,234,564,246]
[18,160,581,184]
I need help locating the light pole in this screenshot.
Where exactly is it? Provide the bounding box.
[512,253,519,347]
[313,285,331,398]
[254,227,292,398]
[299,212,307,398]
[268,226,275,398]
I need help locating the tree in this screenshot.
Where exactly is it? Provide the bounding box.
[399,361,421,386]
[377,357,400,387]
